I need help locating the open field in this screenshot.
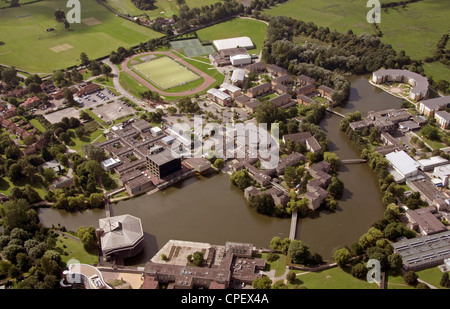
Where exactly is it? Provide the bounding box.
[265,0,450,81]
[196,18,268,56]
[56,234,99,265]
[105,0,218,18]
[0,0,162,73]
[133,56,200,90]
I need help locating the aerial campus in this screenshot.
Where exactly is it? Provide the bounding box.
[0,0,449,293]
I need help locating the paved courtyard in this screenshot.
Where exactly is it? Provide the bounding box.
[44,107,79,123]
[91,101,136,122]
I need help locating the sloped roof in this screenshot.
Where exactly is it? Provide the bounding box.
[99,214,143,252]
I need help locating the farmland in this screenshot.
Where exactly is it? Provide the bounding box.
[264,0,450,81]
[0,0,162,73]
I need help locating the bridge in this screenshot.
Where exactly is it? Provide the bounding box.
[326,108,346,118]
[341,159,367,164]
[289,209,298,241]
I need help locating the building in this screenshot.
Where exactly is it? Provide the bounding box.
[275,152,305,175]
[305,136,322,153]
[417,156,448,172]
[266,64,287,77]
[435,110,450,129]
[124,172,155,195]
[41,159,63,173]
[207,88,231,106]
[296,84,316,96]
[305,185,328,210]
[318,85,335,101]
[213,37,254,51]
[407,174,448,211]
[132,119,153,133]
[392,230,450,271]
[146,146,182,179]
[272,74,293,86]
[297,75,316,86]
[372,69,429,101]
[234,95,251,108]
[101,157,122,172]
[244,62,266,74]
[405,206,447,236]
[97,214,144,261]
[231,68,246,86]
[143,240,265,289]
[63,263,112,289]
[273,83,288,94]
[244,99,260,113]
[386,151,419,179]
[282,132,313,146]
[230,54,252,66]
[418,96,450,117]
[76,83,100,97]
[269,93,293,108]
[433,164,450,187]
[246,82,272,98]
[297,94,316,106]
[22,96,41,109]
[220,83,242,99]
[398,120,421,132]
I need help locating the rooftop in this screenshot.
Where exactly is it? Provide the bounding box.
[98,214,144,252]
[213,37,254,51]
[386,150,419,176]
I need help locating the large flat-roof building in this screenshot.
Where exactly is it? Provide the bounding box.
[392,230,450,271]
[146,146,182,179]
[418,95,450,117]
[213,36,254,51]
[372,69,429,101]
[386,150,420,179]
[405,206,447,236]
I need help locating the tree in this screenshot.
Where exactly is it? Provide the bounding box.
[403,271,418,286]
[75,126,86,138]
[213,158,225,169]
[359,227,384,250]
[192,251,204,267]
[286,271,296,284]
[269,237,290,254]
[327,177,344,199]
[54,9,65,22]
[288,240,310,265]
[334,247,351,268]
[82,144,106,162]
[230,169,254,190]
[80,52,90,66]
[440,272,450,288]
[5,145,20,160]
[323,152,340,172]
[252,276,272,289]
[247,193,275,215]
[420,125,440,141]
[77,226,97,252]
[387,253,403,273]
[351,263,368,279]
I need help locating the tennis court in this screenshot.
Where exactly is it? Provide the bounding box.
[170,38,216,57]
[132,56,200,90]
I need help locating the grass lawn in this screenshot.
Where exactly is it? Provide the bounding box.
[264,0,450,62]
[68,127,106,152]
[56,234,98,265]
[196,18,268,56]
[417,132,447,150]
[416,267,450,289]
[93,76,115,89]
[119,71,150,99]
[29,118,47,133]
[0,176,48,200]
[106,0,218,18]
[256,253,287,277]
[423,61,450,84]
[291,266,379,289]
[0,0,162,73]
[133,56,201,90]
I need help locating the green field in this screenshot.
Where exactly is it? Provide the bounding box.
[0,0,162,73]
[196,18,268,56]
[56,234,98,265]
[105,0,218,18]
[264,0,450,81]
[133,56,200,90]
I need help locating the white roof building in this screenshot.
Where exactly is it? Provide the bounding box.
[417,156,448,172]
[101,158,121,171]
[207,88,231,101]
[231,68,246,84]
[230,54,252,66]
[386,150,420,178]
[213,36,254,51]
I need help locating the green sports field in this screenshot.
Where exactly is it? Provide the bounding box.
[0,0,162,73]
[132,56,200,90]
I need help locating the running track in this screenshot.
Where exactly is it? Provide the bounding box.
[120,51,216,97]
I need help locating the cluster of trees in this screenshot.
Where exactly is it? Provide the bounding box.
[248,0,288,13]
[0,199,64,288]
[172,1,245,33]
[52,68,83,88]
[130,0,156,10]
[230,169,256,191]
[381,0,422,8]
[54,9,71,30]
[333,203,417,283]
[140,90,161,102]
[0,66,20,88]
[176,97,201,114]
[269,237,323,266]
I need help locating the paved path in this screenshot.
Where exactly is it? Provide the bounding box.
[120,51,216,97]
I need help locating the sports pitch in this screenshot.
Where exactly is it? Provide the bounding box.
[170,39,216,57]
[132,56,200,90]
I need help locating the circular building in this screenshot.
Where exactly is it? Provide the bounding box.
[97,214,144,263]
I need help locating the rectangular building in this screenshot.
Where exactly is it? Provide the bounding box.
[146,147,182,179]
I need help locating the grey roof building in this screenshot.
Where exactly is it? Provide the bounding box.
[97,214,144,261]
[392,230,450,271]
